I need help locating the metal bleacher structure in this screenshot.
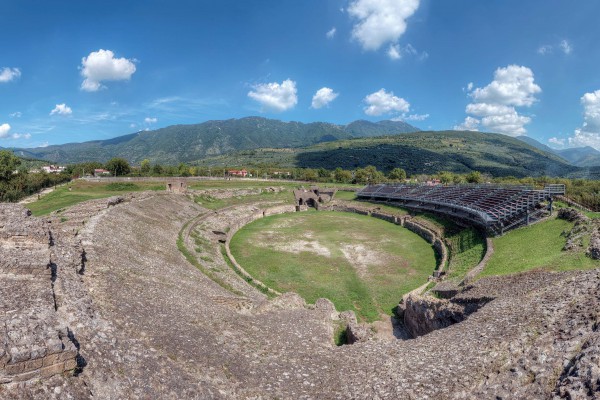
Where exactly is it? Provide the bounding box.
[357,183,563,235]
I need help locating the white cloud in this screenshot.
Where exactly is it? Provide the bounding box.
[560,39,572,55]
[537,45,553,55]
[248,79,298,112]
[9,112,21,118]
[403,113,429,121]
[50,104,73,116]
[348,0,420,51]
[387,44,401,60]
[479,111,531,136]
[471,65,541,107]
[10,132,31,140]
[467,82,473,91]
[548,137,565,147]
[537,40,572,56]
[466,103,515,117]
[80,49,137,92]
[144,117,158,124]
[0,67,21,83]
[454,116,480,131]
[130,123,137,128]
[311,87,339,109]
[460,65,541,136]
[0,123,11,138]
[0,124,27,140]
[387,43,427,61]
[363,88,410,116]
[326,27,336,39]
[567,90,600,149]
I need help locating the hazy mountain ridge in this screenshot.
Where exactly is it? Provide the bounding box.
[12,117,420,164]
[516,136,600,167]
[198,130,583,178]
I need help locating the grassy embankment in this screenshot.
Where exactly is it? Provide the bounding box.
[26,181,164,216]
[230,211,436,322]
[481,217,598,277]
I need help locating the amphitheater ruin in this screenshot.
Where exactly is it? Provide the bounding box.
[1,182,599,399]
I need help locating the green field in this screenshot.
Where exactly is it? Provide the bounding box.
[193,188,296,210]
[26,180,164,216]
[481,217,597,277]
[230,211,436,322]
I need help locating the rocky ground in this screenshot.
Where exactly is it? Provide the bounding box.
[0,192,599,399]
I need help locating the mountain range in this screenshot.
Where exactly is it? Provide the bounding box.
[9,117,419,165]
[5,116,600,179]
[516,136,600,167]
[198,130,585,178]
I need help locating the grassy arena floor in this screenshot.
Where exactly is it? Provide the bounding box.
[230,211,437,322]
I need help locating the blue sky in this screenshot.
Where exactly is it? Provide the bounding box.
[1,0,600,150]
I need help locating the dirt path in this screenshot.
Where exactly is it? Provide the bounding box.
[18,184,62,204]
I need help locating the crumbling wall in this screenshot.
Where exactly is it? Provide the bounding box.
[0,204,79,385]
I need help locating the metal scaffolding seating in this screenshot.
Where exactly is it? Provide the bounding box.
[356,183,550,235]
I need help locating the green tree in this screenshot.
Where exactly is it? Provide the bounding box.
[452,174,466,185]
[105,158,131,176]
[0,150,21,181]
[354,165,384,184]
[178,163,190,177]
[301,168,318,181]
[317,168,330,179]
[465,171,483,184]
[333,167,353,184]
[140,159,151,174]
[388,168,407,181]
[152,163,164,175]
[437,171,454,184]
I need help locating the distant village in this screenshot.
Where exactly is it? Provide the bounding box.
[30,165,111,177]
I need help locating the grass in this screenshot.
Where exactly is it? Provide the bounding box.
[445,228,486,280]
[188,180,298,191]
[230,211,436,322]
[334,190,358,201]
[342,199,409,216]
[194,188,296,210]
[26,180,164,216]
[481,217,598,277]
[176,219,244,297]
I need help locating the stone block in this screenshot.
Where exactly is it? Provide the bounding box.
[5,361,25,375]
[58,349,77,362]
[40,362,65,378]
[30,344,47,360]
[11,369,38,382]
[42,353,61,367]
[23,357,43,371]
[9,346,30,363]
[64,358,78,371]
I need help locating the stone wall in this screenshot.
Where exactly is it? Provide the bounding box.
[0,204,79,385]
[224,204,298,296]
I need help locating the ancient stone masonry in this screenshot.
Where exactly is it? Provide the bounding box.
[2,192,600,399]
[293,186,336,209]
[558,207,600,258]
[0,205,78,385]
[166,180,187,193]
